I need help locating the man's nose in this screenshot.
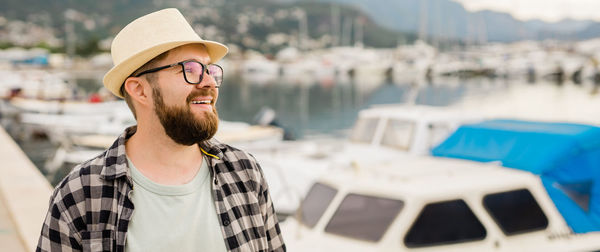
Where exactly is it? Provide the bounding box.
[195,74,217,89]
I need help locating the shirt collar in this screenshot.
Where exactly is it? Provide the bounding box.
[99,126,136,184]
[100,126,228,183]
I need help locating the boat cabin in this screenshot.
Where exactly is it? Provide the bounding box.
[350,105,482,155]
[432,119,600,234]
[281,156,600,251]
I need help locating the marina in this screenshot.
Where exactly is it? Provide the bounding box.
[2,64,600,250]
[3,2,600,249]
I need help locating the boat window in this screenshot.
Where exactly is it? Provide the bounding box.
[555,181,591,212]
[350,117,379,144]
[483,189,548,235]
[381,119,415,150]
[427,123,451,149]
[298,183,338,228]
[404,199,486,248]
[324,194,404,242]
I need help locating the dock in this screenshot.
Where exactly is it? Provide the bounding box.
[0,126,53,251]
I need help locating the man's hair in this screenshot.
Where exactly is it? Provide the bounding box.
[121,51,170,119]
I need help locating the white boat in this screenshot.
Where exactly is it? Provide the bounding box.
[43,119,284,173]
[432,119,600,236]
[0,69,75,100]
[240,55,280,84]
[249,104,484,215]
[258,84,600,218]
[9,97,123,115]
[392,40,436,84]
[280,119,600,251]
[7,97,286,176]
[281,154,600,251]
[13,100,135,144]
[349,104,485,155]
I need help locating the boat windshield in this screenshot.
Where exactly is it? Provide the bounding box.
[404,199,486,248]
[427,122,452,149]
[380,119,415,150]
[350,117,379,144]
[324,194,404,242]
[298,183,338,228]
[483,189,548,235]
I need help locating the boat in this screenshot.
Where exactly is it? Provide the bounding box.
[281,121,600,251]
[249,104,485,215]
[0,69,75,100]
[43,119,284,173]
[432,119,600,234]
[281,153,600,251]
[4,97,285,178]
[240,54,280,84]
[348,104,485,155]
[9,96,122,115]
[12,99,135,143]
[279,119,600,251]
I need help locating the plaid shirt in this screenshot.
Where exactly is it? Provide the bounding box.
[37,126,286,252]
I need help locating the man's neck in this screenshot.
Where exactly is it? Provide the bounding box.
[125,123,204,185]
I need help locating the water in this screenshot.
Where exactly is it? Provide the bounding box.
[74,74,498,138]
[216,75,506,138]
[8,72,600,185]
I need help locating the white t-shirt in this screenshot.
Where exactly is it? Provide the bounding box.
[125,156,227,252]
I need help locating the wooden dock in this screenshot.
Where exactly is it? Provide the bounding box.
[0,126,52,251]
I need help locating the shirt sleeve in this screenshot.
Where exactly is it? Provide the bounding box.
[255,161,287,252]
[37,192,82,252]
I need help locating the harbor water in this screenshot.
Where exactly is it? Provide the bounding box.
[4,72,600,186]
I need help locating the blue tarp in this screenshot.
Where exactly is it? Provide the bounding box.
[11,55,49,66]
[431,119,600,233]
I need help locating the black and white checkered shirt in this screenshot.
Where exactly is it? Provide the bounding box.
[37,126,286,251]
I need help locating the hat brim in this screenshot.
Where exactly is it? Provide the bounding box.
[103,39,228,98]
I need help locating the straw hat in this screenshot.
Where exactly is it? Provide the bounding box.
[103,8,228,98]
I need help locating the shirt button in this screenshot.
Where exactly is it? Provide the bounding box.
[223,217,230,226]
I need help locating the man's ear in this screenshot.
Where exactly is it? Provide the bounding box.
[124,77,151,106]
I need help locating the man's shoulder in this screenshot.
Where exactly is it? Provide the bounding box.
[212,142,266,181]
[205,139,258,163]
[50,151,111,207]
[220,143,258,163]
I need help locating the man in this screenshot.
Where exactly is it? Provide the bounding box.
[37,8,285,252]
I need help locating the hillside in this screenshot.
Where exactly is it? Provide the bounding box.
[0,0,415,54]
[299,0,600,42]
[3,0,598,55]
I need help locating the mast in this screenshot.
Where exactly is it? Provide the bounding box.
[342,16,352,46]
[354,16,364,48]
[331,4,340,47]
[297,10,308,51]
[419,0,428,42]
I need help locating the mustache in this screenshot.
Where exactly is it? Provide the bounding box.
[186,88,217,104]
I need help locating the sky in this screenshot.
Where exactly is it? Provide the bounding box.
[453,0,600,22]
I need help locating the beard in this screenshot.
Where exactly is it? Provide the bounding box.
[152,86,219,146]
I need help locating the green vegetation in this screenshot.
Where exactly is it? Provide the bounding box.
[33,42,63,54]
[0,41,15,50]
[0,0,415,55]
